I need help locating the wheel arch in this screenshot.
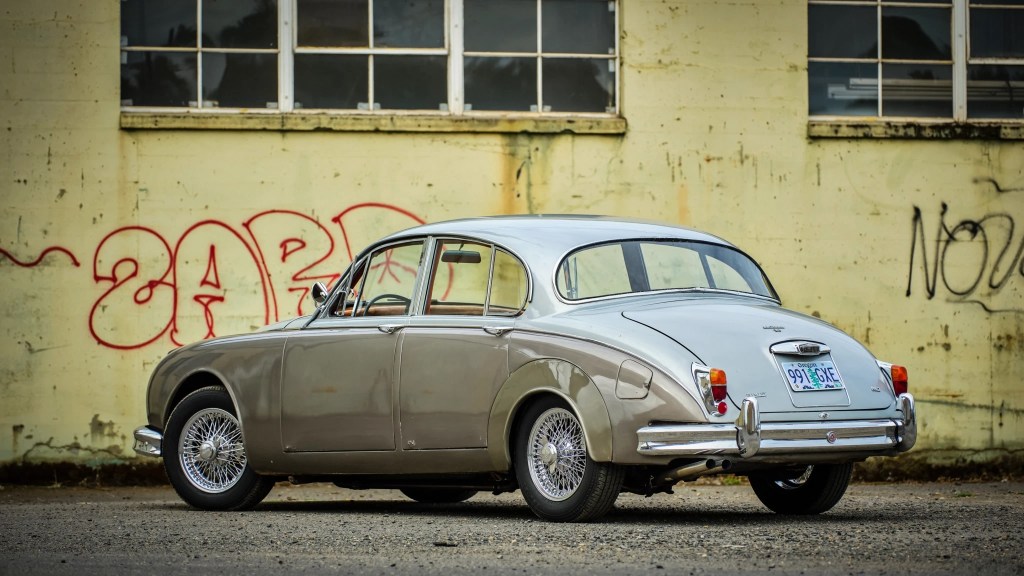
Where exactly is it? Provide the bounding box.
[487,358,613,472]
[162,370,237,427]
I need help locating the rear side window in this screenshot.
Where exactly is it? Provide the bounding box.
[426,240,529,316]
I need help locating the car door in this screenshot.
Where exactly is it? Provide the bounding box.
[279,240,426,452]
[398,241,529,450]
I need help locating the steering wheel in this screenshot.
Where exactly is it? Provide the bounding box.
[363,293,412,315]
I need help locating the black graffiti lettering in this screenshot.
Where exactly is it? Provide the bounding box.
[907,203,1024,313]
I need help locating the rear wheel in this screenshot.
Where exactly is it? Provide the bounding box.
[749,463,853,515]
[163,386,274,510]
[400,488,478,504]
[514,397,623,522]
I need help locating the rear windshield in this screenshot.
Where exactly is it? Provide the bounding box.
[556,240,777,301]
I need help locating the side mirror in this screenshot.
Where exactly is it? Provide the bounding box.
[311,282,329,308]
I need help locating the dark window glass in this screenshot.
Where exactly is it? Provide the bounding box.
[202,52,277,108]
[882,63,952,117]
[465,0,536,52]
[968,65,1024,119]
[296,0,368,47]
[969,0,1024,4]
[465,57,537,111]
[542,0,615,54]
[543,58,613,112]
[808,4,876,59]
[202,0,278,48]
[121,52,198,106]
[374,0,444,48]
[881,7,951,60]
[375,56,447,110]
[808,62,878,116]
[294,54,367,109]
[121,0,196,47]
[971,9,1024,58]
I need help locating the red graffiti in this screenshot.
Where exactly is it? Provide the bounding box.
[80,203,426,350]
[0,246,81,268]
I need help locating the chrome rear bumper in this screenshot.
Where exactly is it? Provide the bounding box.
[637,393,916,459]
[133,426,163,457]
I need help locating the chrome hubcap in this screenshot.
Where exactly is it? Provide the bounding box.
[527,407,587,501]
[179,408,246,494]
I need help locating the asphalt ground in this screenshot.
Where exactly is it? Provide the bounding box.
[0,480,1021,576]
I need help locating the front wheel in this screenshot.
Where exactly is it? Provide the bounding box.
[514,397,623,522]
[749,463,853,515]
[163,386,275,510]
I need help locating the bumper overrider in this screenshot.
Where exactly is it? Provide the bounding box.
[637,393,916,460]
[133,426,163,457]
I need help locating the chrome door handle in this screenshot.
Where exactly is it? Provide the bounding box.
[378,324,402,334]
[483,326,513,337]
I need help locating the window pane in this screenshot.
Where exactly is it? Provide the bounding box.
[970,8,1024,58]
[294,54,367,109]
[488,250,527,316]
[428,242,491,316]
[970,0,1024,4]
[882,7,951,60]
[357,242,424,316]
[640,244,708,291]
[202,0,277,49]
[556,244,631,300]
[542,0,615,54]
[374,0,444,48]
[808,62,878,116]
[375,56,447,110]
[543,58,613,112]
[121,0,196,47]
[121,52,197,106]
[297,0,368,47]
[968,65,1024,119]
[202,52,277,108]
[882,63,952,117]
[808,4,876,59]
[465,57,537,111]
[465,0,536,52]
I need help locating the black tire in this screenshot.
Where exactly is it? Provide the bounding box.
[399,488,478,504]
[749,463,853,515]
[163,386,275,511]
[514,396,623,522]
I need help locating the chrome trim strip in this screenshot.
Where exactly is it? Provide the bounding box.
[770,341,831,356]
[637,396,916,459]
[133,426,163,457]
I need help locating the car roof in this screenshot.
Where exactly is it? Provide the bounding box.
[379,215,734,260]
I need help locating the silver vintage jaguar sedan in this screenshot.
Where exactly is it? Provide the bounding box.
[134,215,916,522]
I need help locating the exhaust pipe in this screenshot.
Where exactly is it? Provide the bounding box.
[658,458,732,485]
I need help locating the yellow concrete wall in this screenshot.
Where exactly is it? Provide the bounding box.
[1,1,1021,466]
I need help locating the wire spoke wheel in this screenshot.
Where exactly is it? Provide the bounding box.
[178,407,247,493]
[526,407,588,501]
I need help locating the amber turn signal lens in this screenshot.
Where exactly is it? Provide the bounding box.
[891,365,908,396]
[709,368,727,401]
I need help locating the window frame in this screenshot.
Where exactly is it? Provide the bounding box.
[807,0,1024,136]
[120,0,622,129]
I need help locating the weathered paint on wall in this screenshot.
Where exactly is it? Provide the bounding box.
[1,1,1021,467]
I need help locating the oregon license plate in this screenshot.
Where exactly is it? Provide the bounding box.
[782,360,845,391]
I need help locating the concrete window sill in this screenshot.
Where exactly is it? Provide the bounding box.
[808,120,1024,140]
[120,112,628,135]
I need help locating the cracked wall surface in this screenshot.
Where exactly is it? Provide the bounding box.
[1,1,1022,468]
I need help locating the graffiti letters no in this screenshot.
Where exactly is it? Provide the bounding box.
[906,202,1024,314]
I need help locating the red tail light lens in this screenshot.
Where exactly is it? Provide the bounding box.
[710,368,728,402]
[891,365,908,396]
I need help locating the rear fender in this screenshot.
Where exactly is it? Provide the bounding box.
[486,359,613,471]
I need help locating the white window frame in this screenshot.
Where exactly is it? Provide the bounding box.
[808,0,1024,123]
[121,0,621,119]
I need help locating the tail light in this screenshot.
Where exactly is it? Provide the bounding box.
[694,365,729,416]
[891,365,908,396]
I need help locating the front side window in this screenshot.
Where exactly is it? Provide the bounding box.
[120,0,619,116]
[808,0,1024,121]
[353,241,425,316]
[556,240,776,302]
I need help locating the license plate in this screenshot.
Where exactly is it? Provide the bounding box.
[782,360,845,391]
